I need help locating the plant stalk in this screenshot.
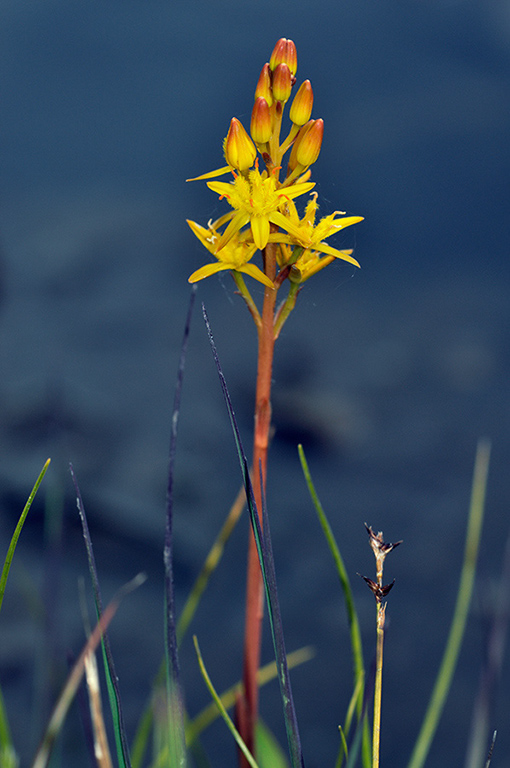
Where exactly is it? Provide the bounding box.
[238,243,278,760]
[372,603,386,768]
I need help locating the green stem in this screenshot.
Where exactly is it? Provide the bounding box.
[407,439,491,768]
[232,272,262,330]
[273,282,300,339]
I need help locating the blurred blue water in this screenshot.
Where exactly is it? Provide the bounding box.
[1,1,509,766]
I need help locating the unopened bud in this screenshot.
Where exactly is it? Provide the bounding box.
[224,117,257,171]
[254,63,273,107]
[269,38,297,77]
[295,118,324,166]
[251,97,272,144]
[272,63,292,103]
[289,80,313,126]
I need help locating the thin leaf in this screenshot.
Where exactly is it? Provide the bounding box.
[407,439,491,768]
[0,685,17,768]
[132,483,246,768]
[484,731,497,768]
[464,530,510,768]
[163,286,196,768]
[255,719,290,768]
[203,304,304,768]
[0,458,51,614]
[193,636,260,768]
[186,647,314,745]
[70,465,132,768]
[298,445,370,768]
[31,573,145,768]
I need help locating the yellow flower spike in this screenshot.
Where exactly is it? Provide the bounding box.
[224,118,257,172]
[251,97,272,145]
[186,219,274,288]
[254,63,274,108]
[207,166,315,251]
[289,80,314,126]
[269,38,297,77]
[272,63,292,103]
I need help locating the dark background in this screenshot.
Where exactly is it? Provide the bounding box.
[1,0,510,766]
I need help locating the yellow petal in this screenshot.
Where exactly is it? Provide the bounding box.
[215,211,251,251]
[187,166,231,182]
[316,243,361,267]
[238,264,275,288]
[280,181,315,200]
[207,180,235,198]
[250,215,270,250]
[188,263,230,283]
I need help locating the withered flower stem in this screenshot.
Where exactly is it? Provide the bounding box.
[360,524,402,768]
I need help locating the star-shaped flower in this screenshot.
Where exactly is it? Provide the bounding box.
[268,193,363,274]
[187,220,274,287]
[207,166,315,252]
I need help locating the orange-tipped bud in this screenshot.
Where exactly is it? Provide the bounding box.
[224,117,257,171]
[269,38,297,76]
[272,63,292,103]
[255,63,274,107]
[295,118,324,166]
[251,97,272,144]
[289,80,313,125]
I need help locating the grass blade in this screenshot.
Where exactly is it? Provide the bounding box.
[163,286,196,768]
[31,573,145,768]
[0,458,51,614]
[186,647,314,745]
[297,445,370,768]
[193,637,260,768]
[70,465,133,768]
[407,438,491,768]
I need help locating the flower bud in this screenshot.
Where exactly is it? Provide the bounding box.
[250,97,272,144]
[289,80,313,126]
[254,63,274,107]
[295,118,324,166]
[272,63,292,103]
[269,38,297,77]
[224,117,257,171]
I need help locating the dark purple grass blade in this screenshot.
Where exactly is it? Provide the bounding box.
[163,286,196,766]
[202,303,305,768]
[69,464,131,768]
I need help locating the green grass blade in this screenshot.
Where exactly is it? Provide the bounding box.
[297,445,370,768]
[0,684,17,768]
[255,719,290,768]
[186,647,314,746]
[0,458,51,614]
[193,636,260,768]
[407,438,491,768]
[177,482,246,644]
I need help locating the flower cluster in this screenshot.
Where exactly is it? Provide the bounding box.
[187,38,363,320]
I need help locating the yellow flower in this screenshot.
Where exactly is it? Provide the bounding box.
[207,165,315,251]
[288,247,358,283]
[187,220,274,287]
[268,192,363,270]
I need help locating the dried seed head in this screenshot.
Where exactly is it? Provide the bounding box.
[359,574,396,603]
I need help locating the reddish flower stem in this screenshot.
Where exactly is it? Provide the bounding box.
[238,244,278,762]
